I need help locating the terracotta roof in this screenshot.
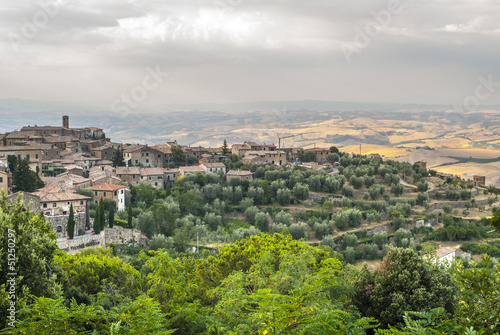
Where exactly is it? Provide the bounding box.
[201,162,226,168]
[179,166,205,173]
[87,183,126,191]
[31,188,90,202]
[151,144,172,154]
[435,246,457,258]
[123,144,146,153]
[65,164,83,171]
[139,168,165,176]
[164,169,179,174]
[91,145,114,151]
[0,146,42,151]
[232,143,251,149]
[116,167,141,175]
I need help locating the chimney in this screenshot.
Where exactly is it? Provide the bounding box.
[63,115,69,128]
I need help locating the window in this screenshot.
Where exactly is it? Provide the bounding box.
[57,226,62,232]
[43,203,47,208]
[80,201,83,205]
[149,176,151,180]
[0,177,2,183]
[146,152,149,156]
[155,182,158,186]
[133,175,135,179]
[35,154,38,159]
[52,203,57,207]
[114,191,117,196]
[146,159,149,163]
[95,191,98,196]
[135,160,138,164]
[67,202,70,205]
[121,190,124,194]
[103,192,106,196]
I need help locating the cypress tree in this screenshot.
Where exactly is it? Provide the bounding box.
[127,205,133,228]
[67,203,75,239]
[99,198,105,231]
[108,205,115,228]
[94,202,101,234]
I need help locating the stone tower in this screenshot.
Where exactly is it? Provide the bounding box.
[63,115,69,128]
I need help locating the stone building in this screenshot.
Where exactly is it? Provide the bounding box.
[0,145,43,173]
[473,175,486,187]
[86,183,128,211]
[0,170,12,194]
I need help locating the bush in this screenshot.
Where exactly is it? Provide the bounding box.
[277,188,291,206]
[149,234,174,250]
[342,233,358,249]
[293,183,309,200]
[255,212,271,232]
[274,211,292,226]
[289,222,306,240]
[244,206,260,225]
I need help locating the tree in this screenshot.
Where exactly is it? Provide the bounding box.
[391,183,404,197]
[490,207,500,232]
[98,198,105,231]
[67,203,75,239]
[149,203,176,236]
[112,147,125,167]
[454,254,500,333]
[221,139,229,155]
[127,205,133,228]
[352,248,455,328]
[327,153,340,164]
[8,156,44,192]
[277,188,291,206]
[297,149,317,163]
[171,146,186,166]
[293,183,309,200]
[330,146,340,154]
[255,212,270,232]
[0,194,58,329]
[94,202,101,234]
[108,205,115,228]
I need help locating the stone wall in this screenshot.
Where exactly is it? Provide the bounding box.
[102,227,147,247]
[46,212,86,238]
[57,234,103,254]
[427,199,489,212]
[56,227,147,254]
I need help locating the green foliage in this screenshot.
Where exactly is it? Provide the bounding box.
[8,156,44,192]
[112,147,126,167]
[170,146,186,166]
[54,247,143,298]
[297,149,317,163]
[454,254,500,333]
[255,212,271,232]
[352,248,456,328]
[0,194,58,329]
[67,203,75,239]
[490,207,500,232]
[108,205,115,228]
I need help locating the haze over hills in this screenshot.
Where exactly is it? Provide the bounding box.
[1,98,500,185]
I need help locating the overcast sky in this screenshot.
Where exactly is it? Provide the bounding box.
[1,0,499,107]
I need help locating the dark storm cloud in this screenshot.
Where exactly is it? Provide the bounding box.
[0,0,499,105]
